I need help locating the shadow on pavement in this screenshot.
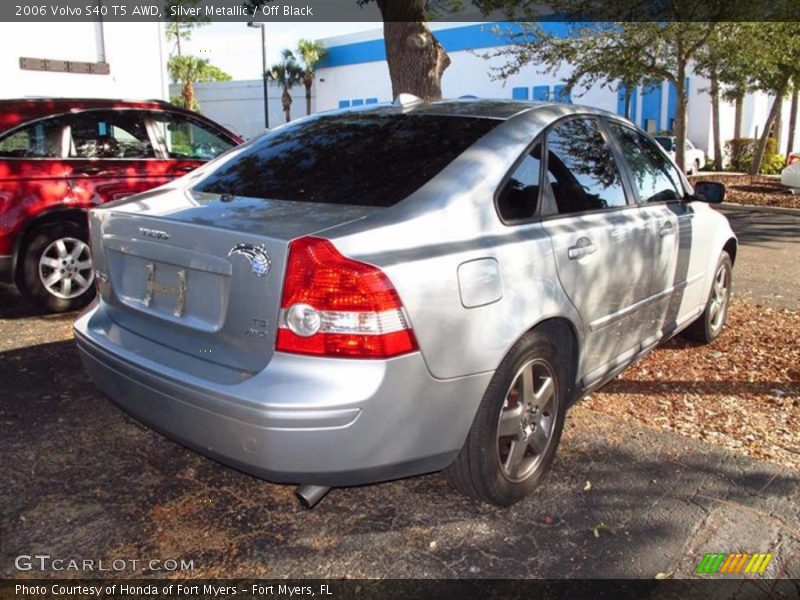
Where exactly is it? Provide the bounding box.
[721,210,800,247]
[1,339,798,579]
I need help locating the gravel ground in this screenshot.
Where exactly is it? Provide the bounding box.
[689,174,800,209]
[585,301,800,470]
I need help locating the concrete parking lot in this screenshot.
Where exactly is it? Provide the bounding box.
[1,207,798,581]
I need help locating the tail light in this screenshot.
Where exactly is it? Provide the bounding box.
[788,153,800,166]
[276,236,418,359]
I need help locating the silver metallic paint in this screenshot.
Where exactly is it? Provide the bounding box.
[74,100,736,487]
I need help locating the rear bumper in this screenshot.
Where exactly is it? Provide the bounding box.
[0,255,12,284]
[73,302,490,486]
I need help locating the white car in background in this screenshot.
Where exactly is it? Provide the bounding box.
[655,135,707,175]
[782,153,800,193]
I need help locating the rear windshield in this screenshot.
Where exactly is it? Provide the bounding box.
[195,112,499,207]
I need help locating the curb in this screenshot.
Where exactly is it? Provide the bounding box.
[718,202,800,216]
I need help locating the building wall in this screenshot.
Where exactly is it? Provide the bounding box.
[0,22,167,100]
[316,23,800,164]
[173,80,313,140]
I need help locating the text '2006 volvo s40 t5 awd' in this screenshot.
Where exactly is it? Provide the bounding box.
[74,97,736,508]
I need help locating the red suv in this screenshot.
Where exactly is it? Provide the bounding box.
[0,98,241,312]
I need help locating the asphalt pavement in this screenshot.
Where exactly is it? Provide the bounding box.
[718,207,800,310]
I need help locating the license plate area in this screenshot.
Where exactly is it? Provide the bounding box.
[144,262,187,317]
[106,249,229,331]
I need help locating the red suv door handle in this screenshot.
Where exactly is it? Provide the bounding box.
[73,167,103,176]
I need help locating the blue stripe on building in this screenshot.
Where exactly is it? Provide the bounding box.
[319,22,571,68]
[533,85,550,101]
[512,86,529,100]
[553,84,571,103]
[640,83,662,131]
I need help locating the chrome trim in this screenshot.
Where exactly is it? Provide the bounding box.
[589,271,705,332]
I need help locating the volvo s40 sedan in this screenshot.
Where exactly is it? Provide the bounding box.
[74,99,736,508]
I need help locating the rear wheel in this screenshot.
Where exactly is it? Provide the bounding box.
[17,222,96,313]
[685,252,732,344]
[446,330,568,506]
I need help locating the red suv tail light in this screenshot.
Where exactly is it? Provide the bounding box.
[276,237,418,359]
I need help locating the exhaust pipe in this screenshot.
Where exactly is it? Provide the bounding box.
[295,485,331,509]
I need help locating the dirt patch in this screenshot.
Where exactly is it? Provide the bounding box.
[583,301,800,470]
[689,174,800,209]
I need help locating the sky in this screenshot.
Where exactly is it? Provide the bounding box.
[178,22,381,80]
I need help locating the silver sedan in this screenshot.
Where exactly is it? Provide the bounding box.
[74,98,736,508]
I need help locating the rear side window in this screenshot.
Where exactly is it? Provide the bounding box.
[609,122,683,203]
[196,113,498,207]
[150,112,234,160]
[545,118,627,214]
[67,111,154,159]
[497,143,542,222]
[0,118,65,158]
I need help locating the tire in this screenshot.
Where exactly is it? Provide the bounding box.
[684,252,732,344]
[17,222,96,313]
[446,329,569,506]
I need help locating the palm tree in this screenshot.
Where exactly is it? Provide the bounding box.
[296,39,328,116]
[168,55,231,111]
[269,49,304,123]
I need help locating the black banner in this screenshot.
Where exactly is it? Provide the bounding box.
[2,0,799,23]
[3,579,800,600]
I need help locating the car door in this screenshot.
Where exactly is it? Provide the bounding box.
[539,116,655,385]
[605,120,708,336]
[146,110,237,179]
[63,109,172,207]
[0,116,70,258]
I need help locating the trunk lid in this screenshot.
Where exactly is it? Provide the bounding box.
[92,188,377,373]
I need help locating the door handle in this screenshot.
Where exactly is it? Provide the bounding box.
[568,237,597,260]
[659,221,675,237]
[73,166,103,176]
[176,165,196,173]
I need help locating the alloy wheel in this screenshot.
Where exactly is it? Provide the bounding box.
[38,237,95,299]
[496,358,559,483]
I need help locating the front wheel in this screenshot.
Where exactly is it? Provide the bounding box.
[685,251,732,344]
[17,222,96,313]
[446,330,568,506]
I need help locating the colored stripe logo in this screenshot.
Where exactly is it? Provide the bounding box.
[696,553,773,574]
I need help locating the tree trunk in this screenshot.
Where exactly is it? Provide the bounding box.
[710,68,723,170]
[376,0,450,101]
[282,89,292,122]
[733,90,743,140]
[786,82,798,162]
[751,80,788,175]
[674,59,688,173]
[624,88,632,120]
[304,74,313,116]
[182,80,194,112]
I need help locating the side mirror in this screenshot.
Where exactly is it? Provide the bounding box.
[693,181,726,204]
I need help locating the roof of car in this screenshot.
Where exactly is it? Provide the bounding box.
[0,98,178,133]
[410,99,550,119]
[337,98,623,125]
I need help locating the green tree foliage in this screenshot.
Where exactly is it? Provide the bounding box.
[269,49,304,123]
[296,39,328,116]
[168,55,232,112]
[482,16,722,171]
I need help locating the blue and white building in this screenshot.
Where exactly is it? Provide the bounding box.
[315,22,799,164]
